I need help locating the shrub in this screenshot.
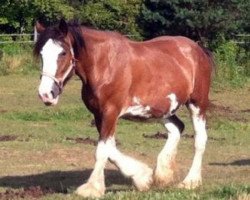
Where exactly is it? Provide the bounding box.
[0,43,39,75]
[214,40,249,87]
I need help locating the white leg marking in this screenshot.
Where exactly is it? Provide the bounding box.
[108,138,153,191]
[154,118,180,186]
[76,136,153,197]
[76,139,110,198]
[179,104,207,189]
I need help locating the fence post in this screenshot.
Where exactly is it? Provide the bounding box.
[34,26,38,42]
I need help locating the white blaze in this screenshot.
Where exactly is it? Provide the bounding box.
[39,39,63,104]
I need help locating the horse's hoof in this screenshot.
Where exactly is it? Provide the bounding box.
[75,182,105,198]
[153,168,174,187]
[177,178,202,189]
[133,167,153,191]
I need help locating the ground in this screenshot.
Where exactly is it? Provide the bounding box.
[0,74,249,199]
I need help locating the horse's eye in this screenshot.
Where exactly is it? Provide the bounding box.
[60,51,66,56]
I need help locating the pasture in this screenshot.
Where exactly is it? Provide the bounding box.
[0,74,249,199]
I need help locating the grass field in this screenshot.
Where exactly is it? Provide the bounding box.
[0,74,249,199]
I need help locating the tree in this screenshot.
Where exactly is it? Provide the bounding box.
[0,0,75,33]
[139,0,250,47]
[78,0,144,39]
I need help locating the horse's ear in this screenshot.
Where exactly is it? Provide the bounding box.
[35,21,46,33]
[59,19,68,36]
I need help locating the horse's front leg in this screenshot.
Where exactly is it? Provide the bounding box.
[75,140,108,197]
[108,137,153,191]
[76,108,118,198]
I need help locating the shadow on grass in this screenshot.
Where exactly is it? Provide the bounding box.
[209,159,250,166]
[0,169,132,193]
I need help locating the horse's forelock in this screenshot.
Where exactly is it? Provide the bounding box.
[34,22,85,58]
[34,26,64,57]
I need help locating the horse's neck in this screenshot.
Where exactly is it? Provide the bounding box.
[76,29,109,86]
[82,28,110,43]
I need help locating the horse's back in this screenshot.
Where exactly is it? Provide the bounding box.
[128,35,213,92]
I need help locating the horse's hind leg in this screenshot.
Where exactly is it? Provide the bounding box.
[154,115,184,187]
[178,102,208,189]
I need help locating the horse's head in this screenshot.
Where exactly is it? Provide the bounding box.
[34,19,76,106]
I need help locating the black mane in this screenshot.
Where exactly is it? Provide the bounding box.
[34,22,85,58]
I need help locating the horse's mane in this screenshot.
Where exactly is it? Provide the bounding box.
[34,21,85,58]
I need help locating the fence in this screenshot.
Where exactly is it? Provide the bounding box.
[0,28,38,44]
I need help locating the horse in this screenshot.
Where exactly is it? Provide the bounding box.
[34,19,214,198]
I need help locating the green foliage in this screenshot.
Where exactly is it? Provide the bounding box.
[0,0,75,33]
[0,44,38,75]
[214,40,249,87]
[78,0,143,40]
[1,0,249,45]
[140,0,250,47]
[32,0,75,24]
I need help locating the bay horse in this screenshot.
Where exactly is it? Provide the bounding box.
[34,19,213,198]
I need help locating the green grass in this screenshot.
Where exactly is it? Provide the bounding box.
[41,185,249,200]
[0,74,249,199]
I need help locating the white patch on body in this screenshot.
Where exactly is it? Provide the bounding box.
[154,118,181,186]
[39,39,63,104]
[167,93,179,114]
[180,103,207,189]
[163,93,179,118]
[120,97,152,118]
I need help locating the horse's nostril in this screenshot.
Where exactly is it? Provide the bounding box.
[51,91,55,99]
[44,93,49,98]
[44,102,52,106]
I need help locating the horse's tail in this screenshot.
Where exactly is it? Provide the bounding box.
[197,42,216,78]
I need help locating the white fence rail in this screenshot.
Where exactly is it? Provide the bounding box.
[0,27,38,44]
[0,33,35,44]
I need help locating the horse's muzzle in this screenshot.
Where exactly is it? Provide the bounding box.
[38,92,59,106]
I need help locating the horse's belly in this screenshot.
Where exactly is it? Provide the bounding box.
[120,94,180,119]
